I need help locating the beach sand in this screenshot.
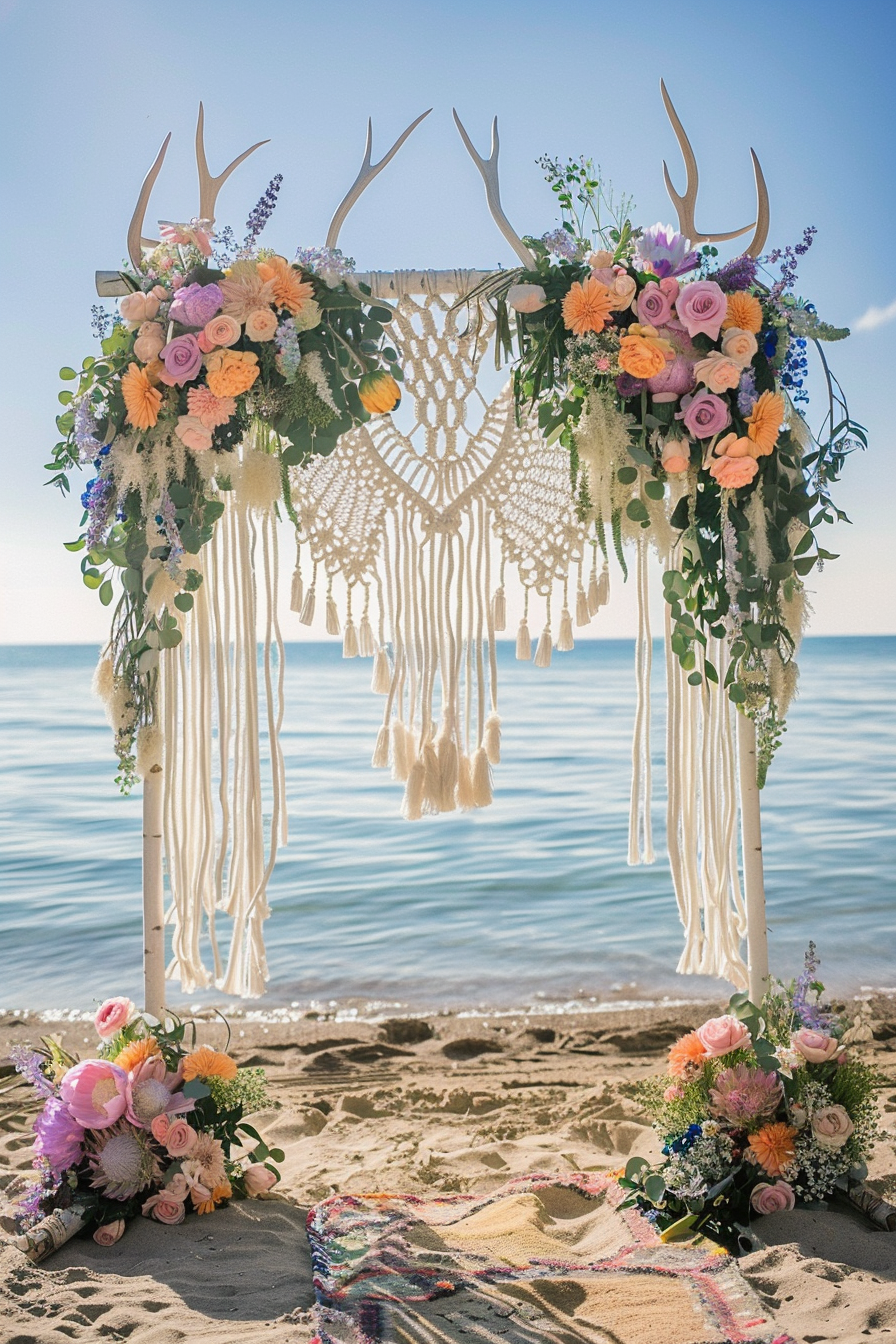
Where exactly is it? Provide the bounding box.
[1,998,894,1343]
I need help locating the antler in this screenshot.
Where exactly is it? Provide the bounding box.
[127,133,172,270]
[195,102,269,225]
[661,80,769,259]
[326,110,432,250]
[452,111,535,270]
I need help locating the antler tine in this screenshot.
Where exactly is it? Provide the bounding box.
[326,109,432,250]
[196,102,270,225]
[127,133,172,270]
[660,79,759,247]
[452,110,535,270]
[746,148,770,258]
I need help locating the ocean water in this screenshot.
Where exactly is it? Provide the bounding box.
[0,637,893,1014]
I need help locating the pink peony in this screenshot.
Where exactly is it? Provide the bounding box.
[93,1218,126,1246]
[710,454,759,489]
[244,1163,278,1196]
[675,280,728,339]
[159,334,203,386]
[175,415,213,452]
[94,997,135,1039]
[142,1191,186,1224]
[164,1118,198,1158]
[696,1014,752,1058]
[168,282,223,328]
[637,281,675,328]
[709,1063,782,1125]
[680,391,731,439]
[791,1029,839,1064]
[61,1059,129,1129]
[750,1181,795,1216]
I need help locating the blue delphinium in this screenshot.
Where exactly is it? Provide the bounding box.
[792,942,837,1032]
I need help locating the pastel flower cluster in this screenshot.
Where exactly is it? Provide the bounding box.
[12,996,282,1253]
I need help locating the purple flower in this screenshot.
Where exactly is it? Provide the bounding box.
[792,942,837,1032]
[637,281,675,327]
[635,223,699,279]
[541,228,580,261]
[616,372,645,399]
[159,334,203,386]
[244,174,283,250]
[712,254,759,292]
[169,282,223,329]
[33,1098,84,1176]
[680,390,731,439]
[74,400,104,464]
[737,368,758,416]
[10,1046,56,1099]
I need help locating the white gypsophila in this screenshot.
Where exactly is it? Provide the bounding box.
[792,1132,851,1202]
[664,1131,735,1199]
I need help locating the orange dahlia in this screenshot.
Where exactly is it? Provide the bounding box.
[182,1046,238,1082]
[257,256,315,315]
[668,1031,708,1079]
[121,362,163,430]
[721,292,763,334]
[562,277,614,336]
[745,391,785,456]
[114,1036,160,1072]
[748,1122,797,1178]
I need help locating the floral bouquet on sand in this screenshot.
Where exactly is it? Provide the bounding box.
[620,947,883,1252]
[10,995,283,1261]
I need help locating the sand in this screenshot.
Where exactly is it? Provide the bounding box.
[1,998,894,1343]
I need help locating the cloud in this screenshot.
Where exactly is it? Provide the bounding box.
[853,296,896,333]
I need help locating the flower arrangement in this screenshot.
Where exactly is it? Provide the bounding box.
[473,156,865,781]
[47,183,402,790]
[10,995,283,1258]
[619,946,881,1251]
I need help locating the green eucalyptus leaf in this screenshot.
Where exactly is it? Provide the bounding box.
[644,479,665,501]
[643,1174,667,1205]
[99,580,114,607]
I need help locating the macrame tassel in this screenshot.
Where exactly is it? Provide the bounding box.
[326,594,341,637]
[371,724,390,769]
[484,711,501,766]
[391,721,413,782]
[576,585,591,627]
[534,625,553,668]
[437,730,458,813]
[456,752,476,810]
[491,586,506,632]
[596,563,610,607]
[471,746,493,808]
[422,739,441,811]
[299,585,316,626]
[516,618,532,661]
[289,566,303,613]
[587,569,600,616]
[342,620,359,659]
[402,757,426,821]
[358,615,374,658]
[557,606,575,652]
[372,646,392,694]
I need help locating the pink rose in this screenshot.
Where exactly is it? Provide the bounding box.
[150,284,169,301]
[661,440,690,474]
[94,996,135,1039]
[203,314,242,349]
[637,281,674,328]
[93,1218,126,1246]
[244,308,279,342]
[680,391,731,439]
[119,291,160,325]
[720,327,758,368]
[811,1105,854,1150]
[659,277,680,304]
[142,1192,186,1225]
[675,280,727,339]
[159,334,203,386]
[710,454,758,489]
[244,1162,278,1197]
[792,1028,839,1064]
[133,322,166,363]
[164,1118,197,1158]
[695,1014,752,1059]
[693,352,742,394]
[150,1113,170,1144]
[175,415,214,452]
[169,282,223,328]
[165,1172,189,1201]
[197,331,216,353]
[750,1181,795,1216]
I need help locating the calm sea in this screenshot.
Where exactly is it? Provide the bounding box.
[0,638,893,1015]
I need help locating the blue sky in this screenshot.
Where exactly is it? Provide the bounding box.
[1,0,893,641]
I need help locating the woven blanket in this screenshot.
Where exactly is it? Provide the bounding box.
[306,1173,792,1344]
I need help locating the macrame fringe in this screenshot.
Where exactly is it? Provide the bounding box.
[484,711,501,766]
[372,646,392,694]
[471,746,493,807]
[325,594,341,637]
[576,585,591,627]
[534,625,553,668]
[358,615,374,657]
[289,566,303,613]
[491,586,506,632]
[299,586,316,626]
[628,538,655,865]
[342,620,359,659]
[557,606,574,652]
[456,752,476,809]
[371,724,390,769]
[516,618,532,661]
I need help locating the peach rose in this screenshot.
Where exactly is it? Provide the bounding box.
[142,1192,186,1224]
[607,268,637,311]
[714,432,754,459]
[150,1113,170,1144]
[588,249,615,270]
[175,415,213,452]
[244,308,279,342]
[811,1104,854,1150]
[792,1028,840,1063]
[164,1119,198,1158]
[695,1014,752,1058]
[506,283,547,314]
[94,997,136,1040]
[204,314,242,349]
[133,322,166,364]
[661,440,690,474]
[165,1172,189,1201]
[93,1218,126,1246]
[750,1181,795,1216]
[244,1163,278,1196]
[693,351,742,394]
[119,291,160,326]
[720,327,758,368]
[710,454,758,489]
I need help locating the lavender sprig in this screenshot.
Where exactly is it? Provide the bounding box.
[243,174,284,251]
[711,254,758,292]
[791,941,837,1032]
[766,226,817,299]
[9,1045,56,1099]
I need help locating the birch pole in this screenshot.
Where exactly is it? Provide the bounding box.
[142,762,166,1018]
[736,712,769,1004]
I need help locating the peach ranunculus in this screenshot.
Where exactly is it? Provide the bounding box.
[203,314,242,349]
[720,327,758,368]
[791,1028,840,1064]
[121,363,163,431]
[618,323,673,380]
[722,291,764,334]
[175,415,214,452]
[811,1105,855,1150]
[562,276,615,335]
[205,349,260,399]
[750,1181,795,1216]
[186,387,237,429]
[244,307,279,343]
[748,1122,798,1178]
[93,1218,126,1246]
[119,291,161,326]
[661,439,690,474]
[668,1030,708,1079]
[695,1014,752,1059]
[94,997,136,1040]
[710,453,759,490]
[182,1047,238,1082]
[714,432,754,459]
[693,351,742,394]
[133,322,166,364]
[142,1191,186,1224]
[244,1162,278,1196]
[164,1118,198,1158]
[506,283,547,313]
[745,391,785,456]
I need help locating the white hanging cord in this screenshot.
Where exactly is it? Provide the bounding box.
[628,536,655,864]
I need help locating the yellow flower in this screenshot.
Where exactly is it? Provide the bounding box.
[745,391,785,456]
[561,276,615,335]
[722,291,763,334]
[182,1046,238,1082]
[121,363,163,430]
[205,349,260,399]
[358,371,401,415]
